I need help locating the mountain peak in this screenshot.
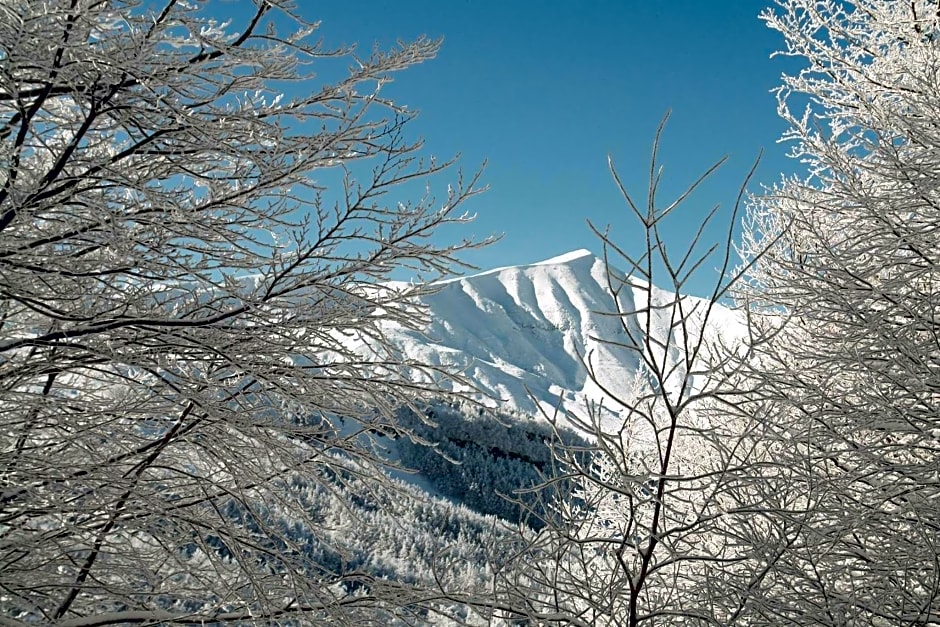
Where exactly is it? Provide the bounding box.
[438,249,599,286]
[380,249,745,429]
[533,249,595,266]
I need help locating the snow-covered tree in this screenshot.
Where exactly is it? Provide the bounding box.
[732,1,940,624]
[499,1,940,623]
[494,118,773,626]
[0,0,489,624]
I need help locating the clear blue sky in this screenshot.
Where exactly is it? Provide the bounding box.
[243,1,805,296]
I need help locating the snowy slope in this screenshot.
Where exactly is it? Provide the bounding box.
[381,249,746,428]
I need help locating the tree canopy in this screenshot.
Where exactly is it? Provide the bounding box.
[0,1,488,623]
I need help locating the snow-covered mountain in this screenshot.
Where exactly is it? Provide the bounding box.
[382,249,746,428]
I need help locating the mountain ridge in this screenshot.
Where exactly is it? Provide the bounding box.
[381,249,746,430]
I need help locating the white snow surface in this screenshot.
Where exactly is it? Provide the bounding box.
[377,250,747,430]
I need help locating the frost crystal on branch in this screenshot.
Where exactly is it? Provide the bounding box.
[734,1,940,624]
[0,1,489,624]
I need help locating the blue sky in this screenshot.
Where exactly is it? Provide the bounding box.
[247,1,805,296]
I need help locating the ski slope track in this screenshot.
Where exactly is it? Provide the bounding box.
[379,249,747,430]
